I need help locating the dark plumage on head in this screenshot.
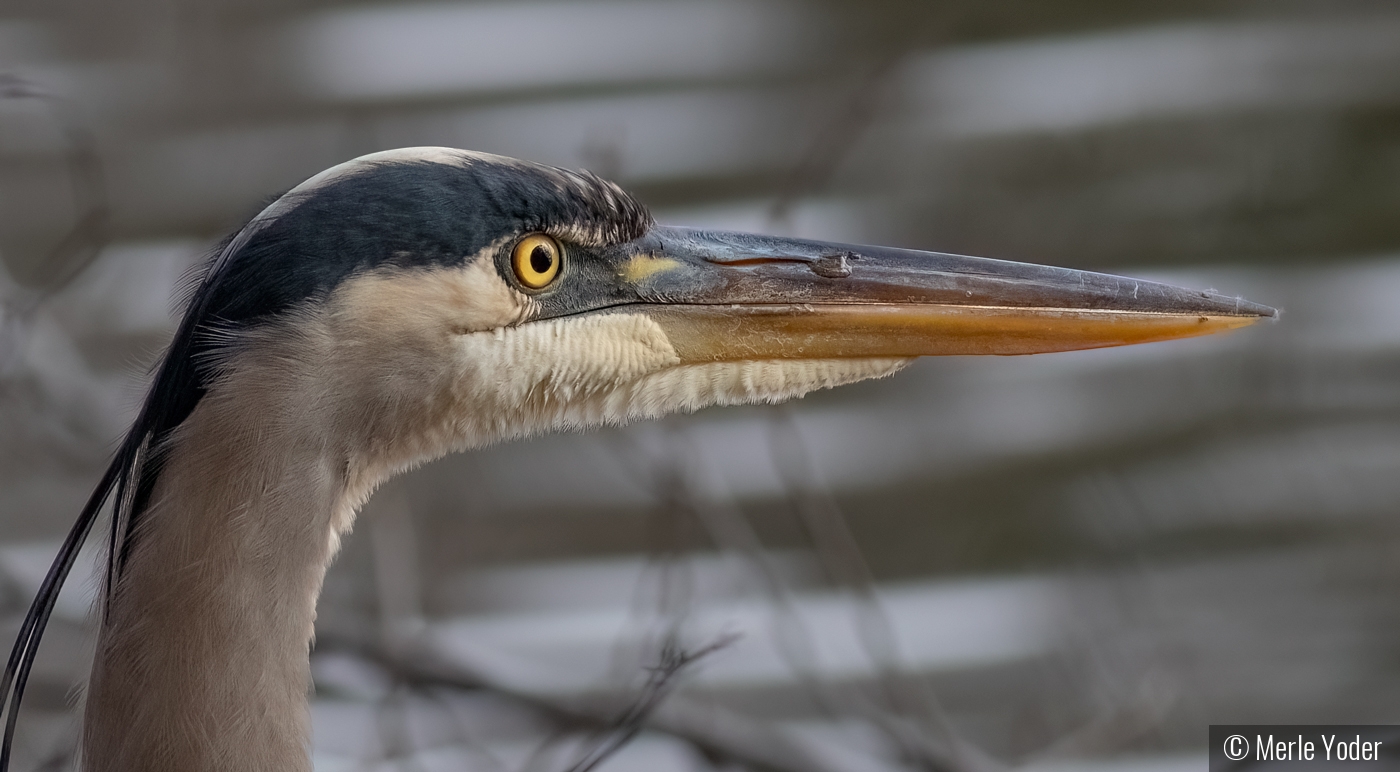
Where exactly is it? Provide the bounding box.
[201,150,652,332]
[118,149,655,578]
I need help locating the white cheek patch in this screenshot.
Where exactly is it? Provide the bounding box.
[427,312,910,458]
[332,253,533,337]
[445,312,683,440]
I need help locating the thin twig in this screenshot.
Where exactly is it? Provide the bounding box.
[0,74,111,301]
[767,52,905,228]
[767,409,992,772]
[0,73,112,374]
[316,632,854,772]
[563,633,738,772]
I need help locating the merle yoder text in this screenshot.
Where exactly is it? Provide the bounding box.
[1244,734,1381,762]
[1210,726,1400,770]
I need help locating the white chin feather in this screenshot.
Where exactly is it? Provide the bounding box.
[456,312,910,443]
[496,356,912,447]
[601,357,911,423]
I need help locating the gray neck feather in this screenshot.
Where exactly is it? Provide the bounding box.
[82,343,353,772]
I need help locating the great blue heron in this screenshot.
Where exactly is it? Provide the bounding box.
[0,148,1274,771]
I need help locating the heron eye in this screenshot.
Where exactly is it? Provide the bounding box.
[510,234,562,289]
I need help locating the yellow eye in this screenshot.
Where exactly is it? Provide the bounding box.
[511,234,562,289]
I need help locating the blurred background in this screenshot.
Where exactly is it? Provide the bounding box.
[2,0,1399,770]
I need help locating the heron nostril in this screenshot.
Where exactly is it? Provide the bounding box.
[811,252,853,279]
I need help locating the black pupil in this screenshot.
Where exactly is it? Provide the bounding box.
[529,244,553,274]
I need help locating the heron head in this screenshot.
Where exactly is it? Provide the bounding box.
[0,147,1277,772]
[172,147,1273,490]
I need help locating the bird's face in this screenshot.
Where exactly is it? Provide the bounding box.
[186,148,1273,489]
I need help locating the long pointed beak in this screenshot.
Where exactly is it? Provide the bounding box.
[609,226,1276,362]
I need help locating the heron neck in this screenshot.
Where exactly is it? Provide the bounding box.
[81,384,356,771]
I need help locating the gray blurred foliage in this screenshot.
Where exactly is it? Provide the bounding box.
[2,0,1399,770]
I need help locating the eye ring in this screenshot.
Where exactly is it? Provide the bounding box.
[510,234,563,290]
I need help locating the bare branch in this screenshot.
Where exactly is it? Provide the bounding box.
[315,631,862,772]
[562,633,738,772]
[766,409,1003,772]
[0,74,112,303]
[0,73,112,376]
